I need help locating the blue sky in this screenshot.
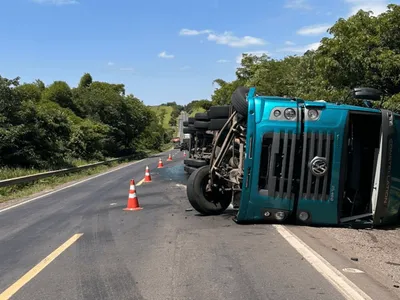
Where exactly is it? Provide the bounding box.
[1,0,399,105]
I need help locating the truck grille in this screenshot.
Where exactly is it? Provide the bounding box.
[299,132,334,201]
[259,131,297,200]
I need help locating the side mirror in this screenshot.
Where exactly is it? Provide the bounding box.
[353,87,382,101]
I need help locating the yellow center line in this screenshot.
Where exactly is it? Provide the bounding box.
[0,233,83,300]
[136,178,145,186]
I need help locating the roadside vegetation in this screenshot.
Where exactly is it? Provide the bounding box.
[211,5,400,113]
[0,72,179,201]
[184,99,212,117]
[0,143,173,204]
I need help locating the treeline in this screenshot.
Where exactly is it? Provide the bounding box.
[183,99,212,115]
[0,73,172,170]
[211,4,400,112]
[160,101,184,127]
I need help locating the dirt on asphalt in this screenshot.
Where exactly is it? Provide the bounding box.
[300,226,400,297]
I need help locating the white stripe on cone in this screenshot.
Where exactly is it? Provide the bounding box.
[130,185,135,190]
[129,193,137,198]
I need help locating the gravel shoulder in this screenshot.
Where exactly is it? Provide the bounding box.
[297,226,400,298]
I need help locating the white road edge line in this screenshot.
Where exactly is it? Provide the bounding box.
[273,225,372,300]
[0,151,172,214]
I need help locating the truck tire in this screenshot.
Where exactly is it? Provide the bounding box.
[208,105,230,119]
[231,86,249,117]
[184,159,207,168]
[186,165,231,215]
[184,165,197,175]
[209,118,228,130]
[183,127,196,134]
[188,117,195,124]
[183,121,189,126]
[195,112,209,121]
[194,120,210,129]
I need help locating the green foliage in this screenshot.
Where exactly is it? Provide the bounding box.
[211,79,245,105]
[0,73,169,171]
[42,81,75,110]
[189,106,206,117]
[149,105,174,129]
[15,83,42,102]
[184,99,212,114]
[211,4,400,113]
[78,73,93,89]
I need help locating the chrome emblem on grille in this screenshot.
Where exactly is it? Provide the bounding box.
[309,156,328,177]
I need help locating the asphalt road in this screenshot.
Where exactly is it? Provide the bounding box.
[0,149,349,300]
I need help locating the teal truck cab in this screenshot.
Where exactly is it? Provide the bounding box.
[186,87,400,227]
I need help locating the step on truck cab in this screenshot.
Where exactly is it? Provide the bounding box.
[186,86,400,227]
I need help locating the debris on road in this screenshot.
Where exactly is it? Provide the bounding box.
[300,226,400,296]
[351,257,359,262]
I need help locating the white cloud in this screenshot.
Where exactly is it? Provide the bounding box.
[285,41,295,45]
[32,0,78,5]
[107,62,114,66]
[158,51,174,59]
[280,42,321,54]
[345,0,389,17]
[207,32,266,47]
[179,28,267,48]
[120,67,134,71]
[284,0,312,10]
[180,65,190,70]
[179,29,212,36]
[217,59,230,63]
[297,24,331,35]
[236,51,270,64]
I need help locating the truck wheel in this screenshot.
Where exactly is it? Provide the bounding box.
[194,120,210,129]
[183,127,194,134]
[195,112,209,121]
[208,105,230,119]
[231,86,249,117]
[184,158,207,167]
[186,166,231,215]
[209,118,228,130]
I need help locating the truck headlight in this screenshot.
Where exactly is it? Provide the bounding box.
[275,211,286,221]
[298,211,309,221]
[307,109,319,120]
[273,109,281,117]
[284,108,296,120]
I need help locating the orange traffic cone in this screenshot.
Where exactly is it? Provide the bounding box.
[144,166,152,182]
[123,179,143,211]
[157,158,164,168]
[167,153,172,161]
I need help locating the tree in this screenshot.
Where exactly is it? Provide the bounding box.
[316,8,400,96]
[15,83,42,102]
[34,79,45,92]
[211,79,245,105]
[42,81,75,110]
[78,73,93,89]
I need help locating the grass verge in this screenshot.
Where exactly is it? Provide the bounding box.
[0,160,127,204]
[0,145,172,204]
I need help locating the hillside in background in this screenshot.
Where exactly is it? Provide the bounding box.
[148,105,174,130]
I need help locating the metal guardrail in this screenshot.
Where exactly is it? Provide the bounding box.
[0,156,135,188]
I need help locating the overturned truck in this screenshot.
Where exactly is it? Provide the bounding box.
[182,106,231,175]
[186,87,400,227]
